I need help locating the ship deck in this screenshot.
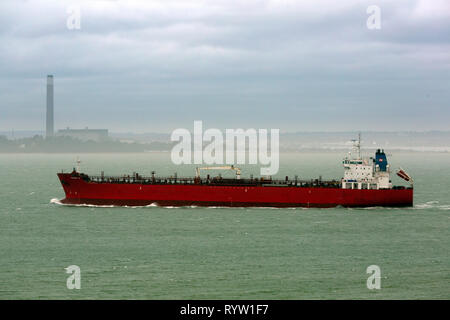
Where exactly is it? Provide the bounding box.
[75,172,342,188]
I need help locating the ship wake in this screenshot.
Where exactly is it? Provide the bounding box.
[50,198,119,208]
[414,201,450,211]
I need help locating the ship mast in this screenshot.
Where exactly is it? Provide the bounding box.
[349,133,362,160]
[358,132,361,160]
[76,157,81,173]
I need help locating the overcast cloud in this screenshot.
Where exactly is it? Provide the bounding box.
[0,0,449,132]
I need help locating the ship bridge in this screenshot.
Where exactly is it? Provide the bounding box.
[341,135,391,190]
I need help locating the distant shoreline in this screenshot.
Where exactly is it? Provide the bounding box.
[0,149,448,154]
[1,132,449,154]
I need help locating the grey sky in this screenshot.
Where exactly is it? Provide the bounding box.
[0,0,449,132]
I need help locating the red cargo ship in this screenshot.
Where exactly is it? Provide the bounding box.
[57,139,413,208]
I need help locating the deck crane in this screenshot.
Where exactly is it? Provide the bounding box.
[195,165,242,179]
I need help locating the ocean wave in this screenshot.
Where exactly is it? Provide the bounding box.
[357,206,402,210]
[50,198,63,205]
[358,202,450,211]
[49,198,116,208]
[49,198,449,211]
[414,201,450,210]
[145,203,158,207]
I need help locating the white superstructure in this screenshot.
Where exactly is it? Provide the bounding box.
[342,134,392,190]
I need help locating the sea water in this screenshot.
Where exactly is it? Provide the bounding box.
[0,152,448,299]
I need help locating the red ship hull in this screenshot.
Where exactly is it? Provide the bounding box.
[57,173,413,208]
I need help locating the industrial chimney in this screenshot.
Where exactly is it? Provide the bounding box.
[46,75,54,138]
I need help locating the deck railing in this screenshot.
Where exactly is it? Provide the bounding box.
[79,173,342,188]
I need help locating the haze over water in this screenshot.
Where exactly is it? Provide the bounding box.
[0,152,448,299]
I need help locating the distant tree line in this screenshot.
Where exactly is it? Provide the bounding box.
[0,135,174,153]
